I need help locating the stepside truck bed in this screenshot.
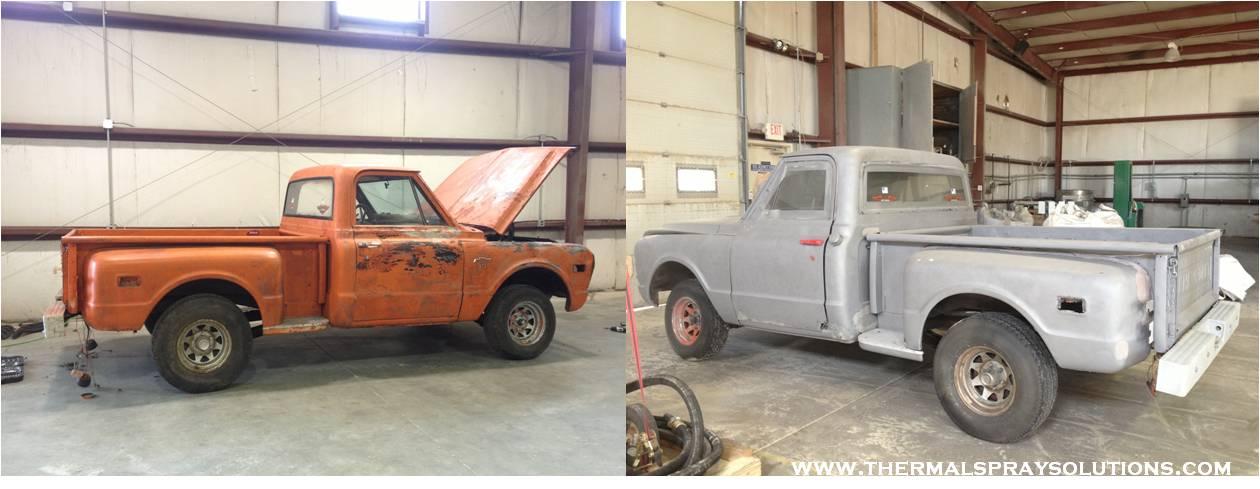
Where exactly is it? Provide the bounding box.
[60,228,328,331]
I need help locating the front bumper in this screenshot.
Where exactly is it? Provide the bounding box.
[1155,300,1241,397]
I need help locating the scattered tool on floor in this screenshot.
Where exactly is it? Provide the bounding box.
[1,322,44,340]
[2,355,26,384]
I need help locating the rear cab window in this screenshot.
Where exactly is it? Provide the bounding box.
[284,178,335,219]
[864,169,969,210]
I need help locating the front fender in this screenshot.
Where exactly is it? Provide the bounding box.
[902,248,1151,373]
[633,233,736,322]
[82,246,284,331]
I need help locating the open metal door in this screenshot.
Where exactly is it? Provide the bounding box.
[959,83,977,165]
[899,61,933,152]
[846,66,900,148]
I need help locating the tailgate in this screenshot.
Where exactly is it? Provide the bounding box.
[1153,230,1221,353]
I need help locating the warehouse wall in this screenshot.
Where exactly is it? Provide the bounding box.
[1061,61,1259,237]
[984,54,1056,202]
[0,1,627,321]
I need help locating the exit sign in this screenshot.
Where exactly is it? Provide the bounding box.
[763,122,785,141]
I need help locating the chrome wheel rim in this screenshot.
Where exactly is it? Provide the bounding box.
[507,302,545,346]
[954,345,1016,416]
[178,319,232,372]
[670,298,701,346]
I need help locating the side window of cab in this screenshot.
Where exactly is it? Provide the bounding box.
[354,175,446,226]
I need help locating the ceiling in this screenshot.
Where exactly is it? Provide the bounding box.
[972,1,1259,73]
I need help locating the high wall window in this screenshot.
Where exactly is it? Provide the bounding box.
[626,164,645,194]
[332,1,428,36]
[676,166,717,197]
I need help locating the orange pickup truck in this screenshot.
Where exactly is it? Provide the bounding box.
[51,147,596,393]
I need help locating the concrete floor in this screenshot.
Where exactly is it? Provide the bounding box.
[627,237,1259,475]
[2,294,626,475]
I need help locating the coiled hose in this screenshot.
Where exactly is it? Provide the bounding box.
[626,375,723,476]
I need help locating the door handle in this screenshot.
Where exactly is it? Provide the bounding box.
[358,240,381,249]
[799,238,825,246]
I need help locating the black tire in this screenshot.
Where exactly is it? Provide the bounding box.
[664,279,729,360]
[481,285,556,360]
[151,294,253,393]
[933,312,1058,443]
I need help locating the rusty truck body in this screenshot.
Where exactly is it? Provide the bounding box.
[51,147,596,393]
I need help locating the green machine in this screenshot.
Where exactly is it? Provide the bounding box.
[1113,160,1143,228]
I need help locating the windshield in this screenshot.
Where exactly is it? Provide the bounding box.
[865,171,968,209]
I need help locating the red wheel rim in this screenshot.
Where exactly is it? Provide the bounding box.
[670,298,702,346]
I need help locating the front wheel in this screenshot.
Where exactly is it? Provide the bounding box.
[663,279,729,360]
[933,312,1058,443]
[481,285,556,360]
[151,294,253,393]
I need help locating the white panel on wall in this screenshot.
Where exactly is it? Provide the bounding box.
[1082,71,1146,119]
[121,143,283,227]
[1205,118,1260,159]
[1,242,63,322]
[591,65,627,143]
[1062,75,1090,121]
[130,31,280,132]
[1145,66,1210,117]
[515,58,569,141]
[0,20,133,126]
[277,1,327,29]
[519,0,570,48]
[628,1,734,70]
[585,154,627,220]
[627,49,732,117]
[844,1,871,67]
[129,1,278,24]
[627,102,738,158]
[1083,124,1145,161]
[427,1,524,45]
[745,1,815,51]
[305,45,406,136]
[747,51,819,135]
[1142,120,1209,159]
[403,53,520,139]
[1209,61,1260,112]
[1,139,113,227]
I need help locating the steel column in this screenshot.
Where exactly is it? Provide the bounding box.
[563,1,596,244]
[1054,74,1065,194]
[970,36,987,197]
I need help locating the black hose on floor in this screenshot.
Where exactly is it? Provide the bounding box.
[626,375,723,476]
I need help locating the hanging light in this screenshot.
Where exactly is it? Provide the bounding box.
[1164,41,1182,62]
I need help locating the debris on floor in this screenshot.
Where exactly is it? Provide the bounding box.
[610,322,627,333]
[2,355,26,384]
[1,322,44,340]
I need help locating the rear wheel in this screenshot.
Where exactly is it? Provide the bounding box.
[151,294,252,393]
[933,312,1058,443]
[664,279,728,360]
[481,285,556,360]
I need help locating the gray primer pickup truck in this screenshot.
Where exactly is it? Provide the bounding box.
[633,146,1240,443]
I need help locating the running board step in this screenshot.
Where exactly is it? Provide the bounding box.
[857,328,923,361]
[262,316,330,335]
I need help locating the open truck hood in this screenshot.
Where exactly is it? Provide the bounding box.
[435,146,572,235]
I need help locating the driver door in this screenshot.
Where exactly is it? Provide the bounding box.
[352,173,464,324]
[729,158,834,333]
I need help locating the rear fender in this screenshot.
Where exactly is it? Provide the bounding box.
[82,247,284,331]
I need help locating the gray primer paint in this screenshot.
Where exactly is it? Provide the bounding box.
[634,146,1223,374]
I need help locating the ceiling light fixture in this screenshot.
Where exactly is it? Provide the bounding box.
[1164,41,1182,62]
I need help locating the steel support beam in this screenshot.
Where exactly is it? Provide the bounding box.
[1031,21,1258,55]
[1054,74,1064,194]
[1055,40,1258,68]
[1012,2,1258,39]
[815,1,846,146]
[1063,111,1258,127]
[746,31,822,64]
[563,1,596,244]
[971,36,987,198]
[0,123,626,153]
[1061,54,1258,76]
[986,105,1053,127]
[0,1,626,66]
[0,220,629,241]
[944,2,1056,80]
[988,2,1122,22]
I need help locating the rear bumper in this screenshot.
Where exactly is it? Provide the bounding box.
[1155,300,1241,397]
